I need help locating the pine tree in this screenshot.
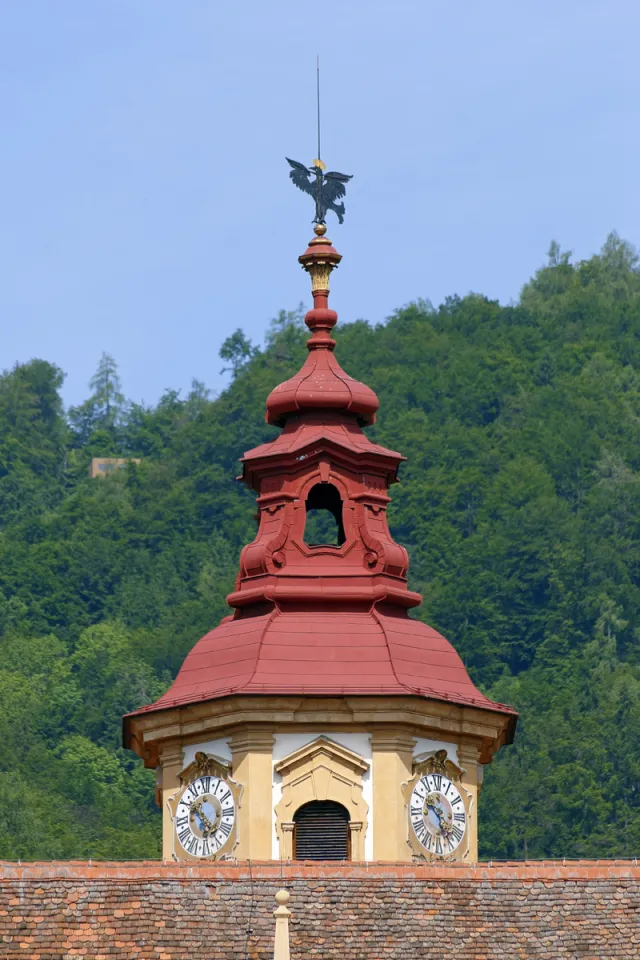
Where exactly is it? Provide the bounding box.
[68,353,125,447]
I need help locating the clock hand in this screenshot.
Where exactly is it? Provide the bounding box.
[191,798,217,838]
[425,793,445,831]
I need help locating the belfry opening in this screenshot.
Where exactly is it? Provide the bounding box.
[304,482,345,546]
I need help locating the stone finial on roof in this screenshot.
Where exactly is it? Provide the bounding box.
[273,889,291,960]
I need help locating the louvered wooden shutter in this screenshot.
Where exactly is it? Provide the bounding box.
[293,801,350,860]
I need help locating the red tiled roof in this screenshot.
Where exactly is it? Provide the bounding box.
[2,860,639,959]
[127,610,515,720]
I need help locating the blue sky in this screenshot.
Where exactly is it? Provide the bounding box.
[1,1,638,407]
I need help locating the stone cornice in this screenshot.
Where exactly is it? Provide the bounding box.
[127,694,512,767]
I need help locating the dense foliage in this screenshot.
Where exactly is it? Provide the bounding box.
[1,235,640,860]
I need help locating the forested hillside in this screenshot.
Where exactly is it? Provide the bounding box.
[2,234,640,860]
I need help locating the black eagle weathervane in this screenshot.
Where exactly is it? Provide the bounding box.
[286,58,353,225]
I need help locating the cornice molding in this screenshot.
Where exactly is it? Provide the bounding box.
[129,694,511,768]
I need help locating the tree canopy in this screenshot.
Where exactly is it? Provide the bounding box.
[1,234,640,859]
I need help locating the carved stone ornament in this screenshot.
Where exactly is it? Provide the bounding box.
[402,749,472,862]
[168,752,243,862]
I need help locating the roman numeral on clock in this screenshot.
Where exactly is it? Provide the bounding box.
[410,806,423,816]
[219,820,232,838]
[454,812,466,823]
[450,825,464,843]
[435,838,443,855]
[176,816,188,828]
[178,828,191,845]
[413,820,427,841]
[432,774,442,790]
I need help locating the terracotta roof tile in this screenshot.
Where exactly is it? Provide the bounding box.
[2,860,639,959]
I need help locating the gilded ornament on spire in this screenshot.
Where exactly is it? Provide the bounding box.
[299,223,342,294]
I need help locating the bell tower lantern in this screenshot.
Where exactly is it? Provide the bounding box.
[124,221,517,864]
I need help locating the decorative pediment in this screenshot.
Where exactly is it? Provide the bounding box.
[274,736,369,779]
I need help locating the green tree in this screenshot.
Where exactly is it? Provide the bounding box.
[69,352,125,448]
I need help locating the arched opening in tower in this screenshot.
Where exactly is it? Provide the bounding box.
[304,483,346,547]
[293,800,351,860]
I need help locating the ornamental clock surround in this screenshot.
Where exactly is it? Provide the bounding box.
[404,749,471,861]
[174,774,236,859]
[124,217,517,862]
[167,751,242,861]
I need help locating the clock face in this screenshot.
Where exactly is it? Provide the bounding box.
[409,773,467,856]
[175,775,236,858]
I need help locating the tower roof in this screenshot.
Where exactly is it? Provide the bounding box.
[124,224,517,745]
[126,610,515,719]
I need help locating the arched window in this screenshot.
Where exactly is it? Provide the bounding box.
[293,800,350,860]
[304,483,345,547]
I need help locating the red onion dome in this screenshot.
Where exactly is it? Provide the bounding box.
[265,226,379,427]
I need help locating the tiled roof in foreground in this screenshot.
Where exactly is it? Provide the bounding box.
[2,859,639,959]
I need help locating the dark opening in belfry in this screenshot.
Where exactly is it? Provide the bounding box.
[293,800,350,860]
[304,483,346,547]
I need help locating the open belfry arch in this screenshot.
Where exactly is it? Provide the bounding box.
[123,222,517,863]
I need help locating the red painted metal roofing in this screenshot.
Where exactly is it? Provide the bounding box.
[265,345,379,427]
[243,414,402,465]
[128,609,515,719]
[124,227,518,746]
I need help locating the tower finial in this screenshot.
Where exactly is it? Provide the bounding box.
[297,224,341,349]
[316,54,321,168]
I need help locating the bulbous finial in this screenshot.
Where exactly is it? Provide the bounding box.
[275,889,290,906]
[263,225,378,426]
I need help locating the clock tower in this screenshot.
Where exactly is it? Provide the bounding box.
[124,224,517,863]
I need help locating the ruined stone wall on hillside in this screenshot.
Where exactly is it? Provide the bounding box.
[1,861,639,959]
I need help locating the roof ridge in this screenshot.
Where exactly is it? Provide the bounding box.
[370,606,417,696]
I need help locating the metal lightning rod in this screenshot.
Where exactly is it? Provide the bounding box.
[316,55,321,165]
